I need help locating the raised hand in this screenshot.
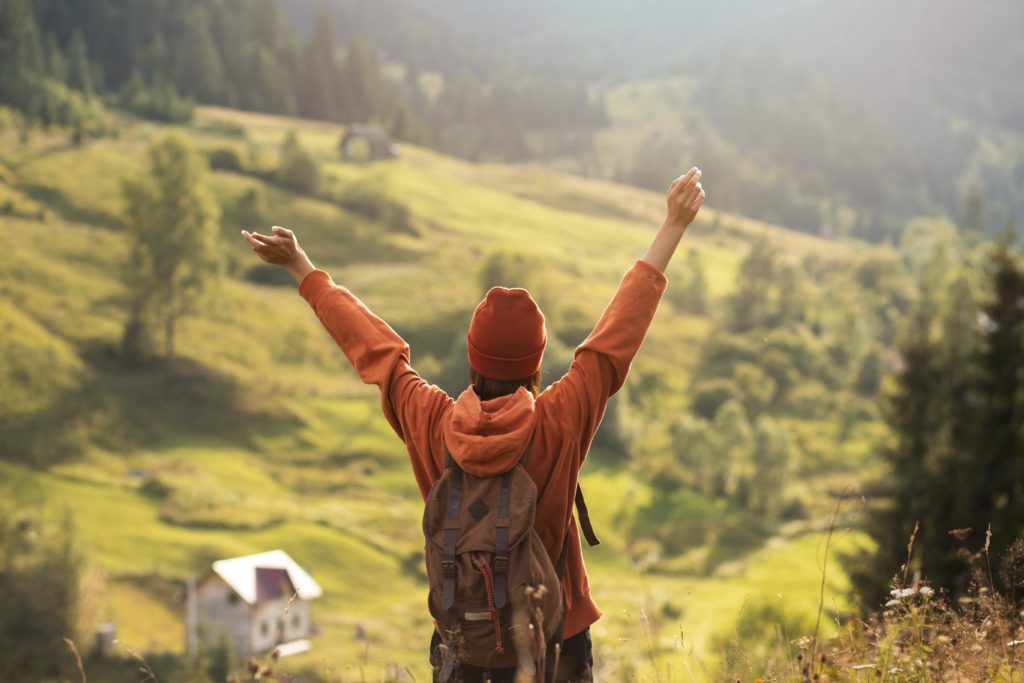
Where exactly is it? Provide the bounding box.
[641,167,705,273]
[241,225,301,265]
[241,226,316,283]
[664,167,705,232]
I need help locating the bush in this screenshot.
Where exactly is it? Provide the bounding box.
[243,263,296,288]
[337,181,417,236]
[0,505,81,682]
[277,151,321,195]
[207,147,243,172]
[118,72,193,123]
[195,118,246,138]
[273,130,322,195]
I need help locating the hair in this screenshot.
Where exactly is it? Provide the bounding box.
[470,367,542,401]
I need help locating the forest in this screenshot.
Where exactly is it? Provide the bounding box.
[5,1,1024,241]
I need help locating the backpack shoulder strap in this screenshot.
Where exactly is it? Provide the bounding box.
[515,424,597,547]
[575,484,600,547]
[443,441,458,471]
[493,429,536,609]
[440,442,463,611]
[517,427,538,467]
[554,484,600,583]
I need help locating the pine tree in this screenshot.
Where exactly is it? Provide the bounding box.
[848,304,948,607]
[0,0,45,117]
[968,224,1024,591]
[177,6,225,104]
[44,32,66,83]
[299,1,340,121]
[121,133,221,373]
[67,29,93,96]
[848,251,990,607]
[340,31,386,123]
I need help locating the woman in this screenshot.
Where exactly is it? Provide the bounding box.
[241,167,704,682]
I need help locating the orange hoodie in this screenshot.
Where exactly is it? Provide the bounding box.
[298,259,667,637]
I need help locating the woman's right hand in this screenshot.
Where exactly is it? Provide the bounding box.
[663,167,704,232]
[241,226,316,283]
[242,225,301,265]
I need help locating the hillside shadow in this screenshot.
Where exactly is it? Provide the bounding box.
[21,183,122,230]
[1,340,303,468]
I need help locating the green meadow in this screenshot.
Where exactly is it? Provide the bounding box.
[1,105,880,680]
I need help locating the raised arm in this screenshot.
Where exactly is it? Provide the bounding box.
[539,167,704,459]
[241,227,452,459]
[642,166,704,272]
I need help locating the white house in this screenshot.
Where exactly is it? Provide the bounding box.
[187,549,323,659]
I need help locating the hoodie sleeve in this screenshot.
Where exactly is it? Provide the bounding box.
[297,270,451,486]
[539,259,667,462]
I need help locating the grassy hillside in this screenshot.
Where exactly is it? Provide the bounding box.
[0,105,882,680]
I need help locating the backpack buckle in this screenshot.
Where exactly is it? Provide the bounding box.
[493,555,508,573]
[441,559,456,577]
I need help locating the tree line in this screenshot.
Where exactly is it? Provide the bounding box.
[1,0,606,162]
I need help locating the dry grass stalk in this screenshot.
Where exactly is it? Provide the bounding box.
[63,637,87,683]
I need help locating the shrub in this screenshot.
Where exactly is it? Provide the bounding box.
[277,151,321,195]
[207,147,243,172]
[195,118,246,138]
[337,181,417,236]
[0,504,81,682]
[243,263,295,288]
[274,130,322,195]
[118,72,193,123]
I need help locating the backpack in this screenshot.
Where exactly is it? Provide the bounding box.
[423,435,599,679]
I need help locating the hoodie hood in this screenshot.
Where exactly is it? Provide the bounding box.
[443,386,537,476]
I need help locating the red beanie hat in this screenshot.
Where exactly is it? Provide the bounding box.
[467,287,546,381]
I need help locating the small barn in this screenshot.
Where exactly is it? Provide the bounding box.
[186,549,322,659]
[338,125,400,161]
